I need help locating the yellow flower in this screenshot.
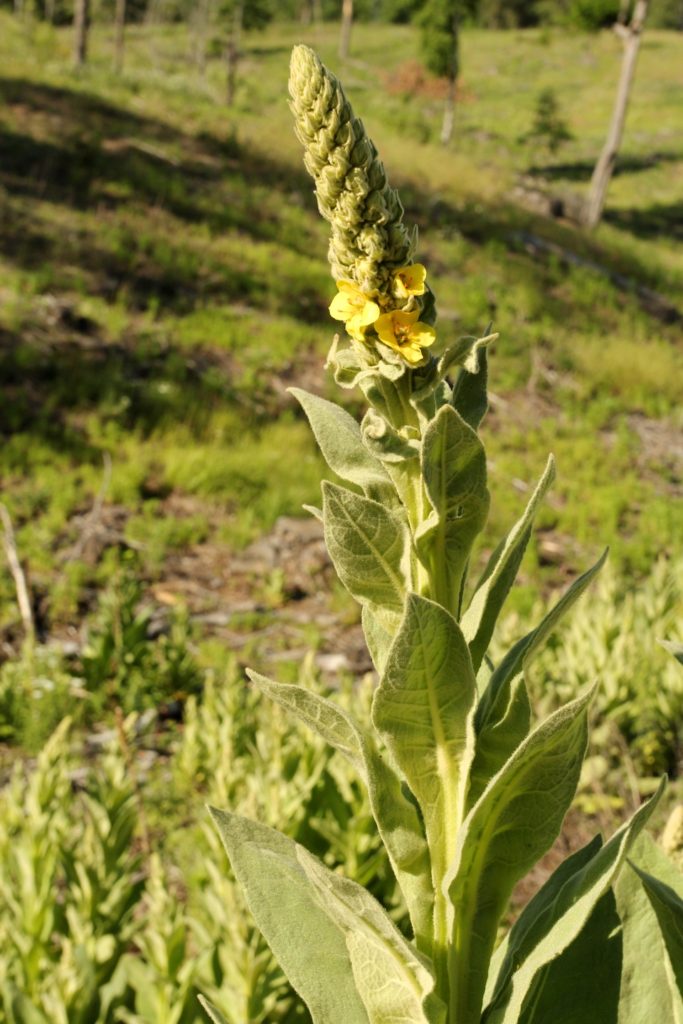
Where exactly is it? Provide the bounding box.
[393,263,427,299]
[375,309,436,365]
[329,281,380,339]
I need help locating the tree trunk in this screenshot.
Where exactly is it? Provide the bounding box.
[194,0,212,76]
[440,74,456,144]
[339,0,353,60]
[440,18,459,146]
[73,0,90,68]
[226,2,243,107]
[114,0,126,74]
[145,0,162,67]
[584,0,649,229]
[45,0,55,24]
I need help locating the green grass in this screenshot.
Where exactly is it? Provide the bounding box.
[0,12,681,639]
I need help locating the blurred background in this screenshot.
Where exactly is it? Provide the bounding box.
[0,1,681,1020]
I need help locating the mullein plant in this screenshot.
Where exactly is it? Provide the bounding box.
[203,46,683,1024]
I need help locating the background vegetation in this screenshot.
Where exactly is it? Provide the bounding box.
[0,3,680,1020]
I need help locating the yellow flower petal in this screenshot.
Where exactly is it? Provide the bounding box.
[393,264,427,299]
[409,323,436,349]
[346,320,369,343]
[401,344,425,365]
[329,282,379,325]
[375,308,418,344]
[356,300,380,328]
[329,291,357,322]
[375,309,435,365]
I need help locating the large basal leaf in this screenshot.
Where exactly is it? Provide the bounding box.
[483,781,664,1024]
[296,844,446,1024]
[372,594,477,977]
[617,833,683,1023]
[290,387,393,502]
[322,481,410,632]
[473,550,608,797]
[210,809,370,1024]
[418,405,489,616]
[445,690,593,1024]
[460,455,555,674]
[247,670,434,952]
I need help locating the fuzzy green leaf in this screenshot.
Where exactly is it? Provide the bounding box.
[361,605,393,675]
[248,670,365,773]
[373,594,476,884]
[290,387,393,502]
[483,781,665,1023]
[630,861,683,997]
[322,481,409,632]
[474,549,608,789]
[296,845,447,1024]
[209,810,369,1024]
[516,890,622,1024]
[446,690,593,1024]
[630,868,683,995]
[461,455,556,673]
[435,331,497,382]
[361,408,421,464]
[418,405,489,615]
[247,670,434,950]
[616,832,683,1024]
[451,341,489,431]
[483,835,603,1011]
[466,676,531,810]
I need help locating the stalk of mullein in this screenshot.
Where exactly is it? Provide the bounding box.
[204,46,672,1024]
[290,42,439,399]
[289,43,416,297]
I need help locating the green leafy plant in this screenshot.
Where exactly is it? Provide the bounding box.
[204,46,682,1024]
[81,565,202,715]
[0,719,144,1023]
[0,659,384,1023]
[0,643,77,750]
[508,557,683,786]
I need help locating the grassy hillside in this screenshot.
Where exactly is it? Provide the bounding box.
[0,12,681,666]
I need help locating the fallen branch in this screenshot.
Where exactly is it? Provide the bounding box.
[0,503,35,645]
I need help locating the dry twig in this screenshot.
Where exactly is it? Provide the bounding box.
[0,503,35,645]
